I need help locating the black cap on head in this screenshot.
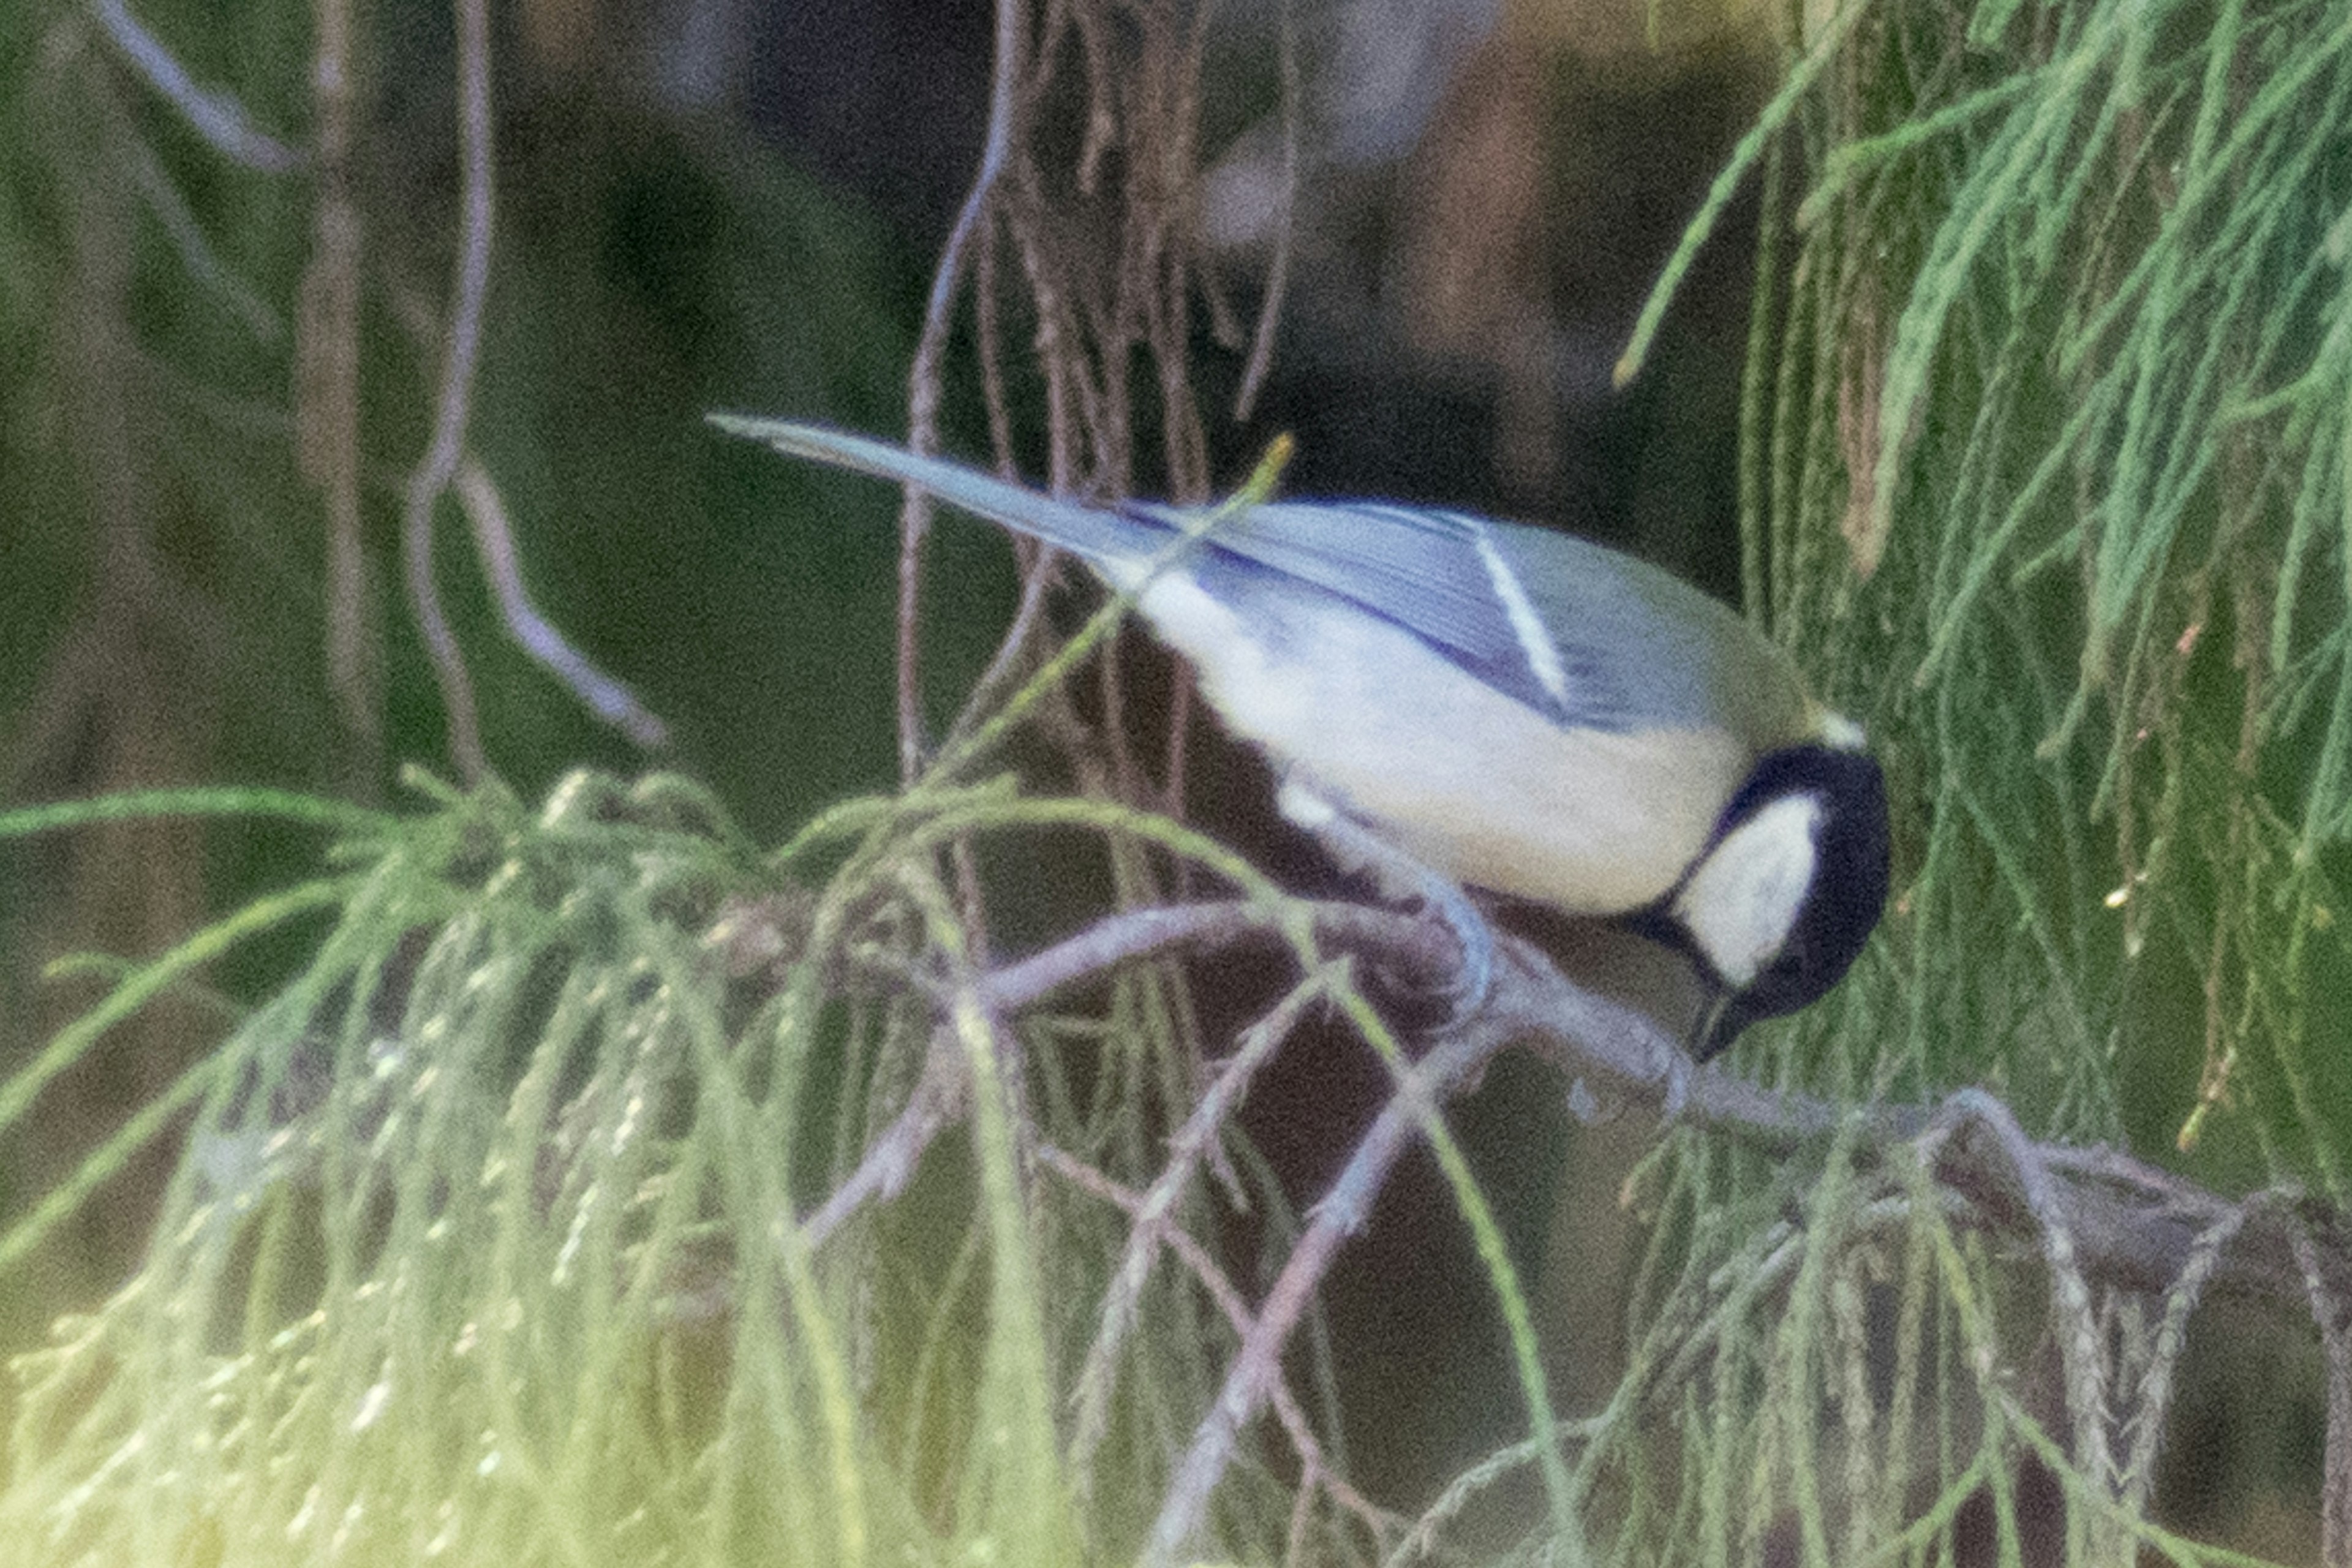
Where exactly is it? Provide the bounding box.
[1633,743,1890,1062]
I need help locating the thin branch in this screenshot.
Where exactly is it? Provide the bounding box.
[1038,1144,1407,1555]
[91,0,303,173]
[1928,1088,2116,1494]
[132,142,281,339]
[974,195,1015,467]
[451,461,669,747]
[1230,0,1298,426]
[794,902,1429,1250]
[298,0,376,784]
[1066,968,1338,1491]
[938,540,1062,760]
[896,0,1028,785]
[2291,1219,2352,1568]
[400,0,496,782]
[798,1029,966,1250]
[1001,167,1108,486]
[1140,1008,1521,1568]
[2122,1191,2268,1509]
[980,900,1441,1012]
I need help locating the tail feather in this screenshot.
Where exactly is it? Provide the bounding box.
[709,415,1170,568]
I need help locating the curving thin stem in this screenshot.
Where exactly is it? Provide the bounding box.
[896,0,1028,784]
[1229,0,1299,425]
[1139,1019,1515,1568]
[453,461,669,747]
[1039,1144,1406,1553]
[399,0,496,782]
[91,0,304,173]
[1065,970,1336,1491]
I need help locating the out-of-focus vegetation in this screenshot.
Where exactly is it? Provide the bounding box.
[0,0,957,1312]
[0,0,2345,1563]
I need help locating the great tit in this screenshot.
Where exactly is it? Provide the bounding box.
[714,416,1888,1060]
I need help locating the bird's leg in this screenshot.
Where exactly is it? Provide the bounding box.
[1276,778,1495,1025]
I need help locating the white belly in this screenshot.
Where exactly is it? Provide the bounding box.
[1134,573,1748,913]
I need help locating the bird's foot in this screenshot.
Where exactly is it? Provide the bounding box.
[1278,782,1494,1028]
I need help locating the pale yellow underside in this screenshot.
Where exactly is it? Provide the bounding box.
[1134,571,1754,914]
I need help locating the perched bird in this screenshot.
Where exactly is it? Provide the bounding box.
[714,416,1887,1060]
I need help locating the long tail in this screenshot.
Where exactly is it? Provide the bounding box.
[709,415,1170,568]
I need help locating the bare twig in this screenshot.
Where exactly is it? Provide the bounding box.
[938,541,1063,760]
[378,336,668,757]
[796,900,1422,1250]
[1927,1088,2116,1497]
[451,461,669,747]
[2122,1191,2267,1509]
[1039,1144,1407,1555]
[1140,1005,1523,1567]
[799,1030,967,1249]
[1066,968,1338,1491]
[2290,1220,2352,1567]
[399,0,496,782]
[1231,0,1299,425]
[92,0,303,173]
[132,143,281,339]
[896,0,1028,784]
[980,900,1438,1013]
[297,0,375,783]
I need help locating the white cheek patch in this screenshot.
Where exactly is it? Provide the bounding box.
[1672,793,1824,987]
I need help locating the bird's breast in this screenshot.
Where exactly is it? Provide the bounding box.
[1134,570,1753,913]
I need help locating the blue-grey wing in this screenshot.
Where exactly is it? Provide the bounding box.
[712,418,1797,742]
[1144,499,1754,735]
[1481,518,1811,746]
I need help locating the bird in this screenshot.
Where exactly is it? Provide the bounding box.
[712,415,1888,1061]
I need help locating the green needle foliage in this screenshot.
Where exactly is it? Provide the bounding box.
[0,769,1164,1565]
[1629,0,2352,1180]
[1555,0,2352,1561]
